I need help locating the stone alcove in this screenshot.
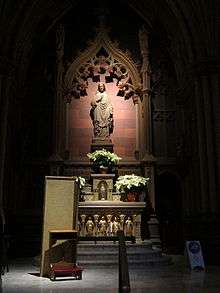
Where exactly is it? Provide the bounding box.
[55,25,145,161]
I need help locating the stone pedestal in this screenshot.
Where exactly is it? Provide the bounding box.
[91,140,114,152]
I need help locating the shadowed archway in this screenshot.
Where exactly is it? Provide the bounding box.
[155,171,184,254]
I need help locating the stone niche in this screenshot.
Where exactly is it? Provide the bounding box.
[91,174,115,201]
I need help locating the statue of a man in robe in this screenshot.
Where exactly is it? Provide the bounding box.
[90,83,113,140]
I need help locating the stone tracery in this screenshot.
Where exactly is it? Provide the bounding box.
[63,27,142,103]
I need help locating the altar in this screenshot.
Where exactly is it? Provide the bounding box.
[78,172,146,242]
[40,21,163,277]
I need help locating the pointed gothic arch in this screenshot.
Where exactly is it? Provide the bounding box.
[62,26,143,159]
[63,26,142,100]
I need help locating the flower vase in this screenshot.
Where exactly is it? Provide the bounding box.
[127,191,139,202]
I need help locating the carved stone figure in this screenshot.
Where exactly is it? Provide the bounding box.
[98,180,108,200]
[99,216,107,235]
[85,217,94,236]
[90,83,113,140]
[111,216,120,235]
[125,217,133,236]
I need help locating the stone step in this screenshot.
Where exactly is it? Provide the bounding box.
[78,250,161,256]
[76,242,171,267]
[77,241,153,250]
[77,251,161,260]
[128,255,172,266]
[77,256,171,267]
[78,240,152,244]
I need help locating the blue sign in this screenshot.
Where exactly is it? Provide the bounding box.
[186,241,205,270]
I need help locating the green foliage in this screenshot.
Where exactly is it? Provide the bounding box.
[115,174,149,192]
[76,176,86,189]
[87,149,121,168]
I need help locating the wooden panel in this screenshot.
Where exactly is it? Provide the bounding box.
[40,176,78,277]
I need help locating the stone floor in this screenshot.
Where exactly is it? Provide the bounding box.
[1,256,220,293]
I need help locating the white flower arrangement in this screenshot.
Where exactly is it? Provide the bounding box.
[87,149,121,168]
[115,174,149,192]
[76,176,86,189]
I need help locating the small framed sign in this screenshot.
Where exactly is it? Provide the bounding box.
[186,240,205,271]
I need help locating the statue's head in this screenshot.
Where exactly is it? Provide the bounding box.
[98,82,105,93]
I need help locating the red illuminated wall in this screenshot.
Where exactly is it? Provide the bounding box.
[68,75,136,159]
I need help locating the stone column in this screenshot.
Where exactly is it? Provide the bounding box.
[193,62,219,213]
[194,79,208,212]
[142,164,156,210]
[0,57,14,218]
[132,95,140,158]
[65,100,70,159]
[133,214,142,243]
[139,26,152,157]
[139,26,157,212]
[52,24,65,159]
[201,74,218,213]
[211,72,220,210]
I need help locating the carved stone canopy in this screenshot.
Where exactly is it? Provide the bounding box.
[63,26,142,103]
